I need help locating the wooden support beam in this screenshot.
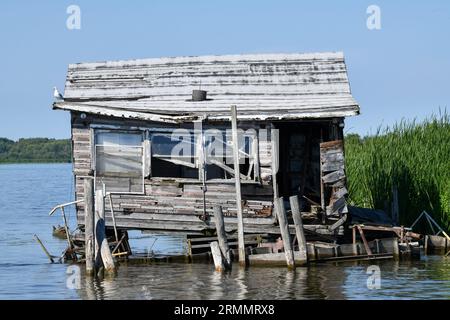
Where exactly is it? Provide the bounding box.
[60,207,72,250]
[34,234,54,263]
[214,206,232,269]
[84,178,95,276]
[271,126,279,200]
[210,241,225,272]
[289,196,307,265]
[357,225,372,256]
[108,193,119,242]
[275,197,295,269]
[230,105,246,267]
[95,189,116,275]
[352,225,356,244]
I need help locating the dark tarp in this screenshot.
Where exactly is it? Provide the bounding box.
[348,206,394,226]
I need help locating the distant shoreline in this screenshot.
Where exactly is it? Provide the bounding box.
[0,161,71,165]
[0,137,71,164]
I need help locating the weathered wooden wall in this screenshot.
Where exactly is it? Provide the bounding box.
[71,112,345,234]
[72,112,275,234]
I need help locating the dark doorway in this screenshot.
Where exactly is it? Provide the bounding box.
[275,122,328,206]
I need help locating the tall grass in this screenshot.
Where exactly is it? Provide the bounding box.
[345,110,450,231]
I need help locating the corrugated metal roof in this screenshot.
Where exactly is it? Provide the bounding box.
[54,52,360,121]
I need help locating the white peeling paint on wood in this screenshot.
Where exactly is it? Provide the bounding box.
[57,52,360,121]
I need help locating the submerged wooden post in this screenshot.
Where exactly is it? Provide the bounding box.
[289,195,308,264]
[95,189,116,275]
[84,178,95,276]
[34,234,54,263]
[275,197,295,269]
[231,105,246,267]
[214,206,232,269]
[210,241,225,272]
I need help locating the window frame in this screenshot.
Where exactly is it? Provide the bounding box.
[91,126,261,188]
[93,129,146,194]
[147,128,261,184]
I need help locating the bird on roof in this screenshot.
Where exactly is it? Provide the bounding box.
[53,87,64,101]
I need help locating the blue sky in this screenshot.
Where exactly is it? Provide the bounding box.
[0,1,449,139]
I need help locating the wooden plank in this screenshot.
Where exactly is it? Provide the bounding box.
[320,140,343,149]
[143,139,151,177]
[329,214,347,232]
[33,235,54,263]
[322,169,345,184]
[289,196,307,265]
[210,241,225,272]
[332,186,348,200]
[275,197,295,269]
[95,189,116,275]
[214,206,232,269]
[271,127,279,200]
[231,105,246,267]
[330,196,347,215]
[357,225,372,256]
[84,178,95,275]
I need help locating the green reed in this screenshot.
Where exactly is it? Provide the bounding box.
[345,110,450,231]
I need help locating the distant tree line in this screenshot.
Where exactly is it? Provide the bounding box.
[0,137,71,163]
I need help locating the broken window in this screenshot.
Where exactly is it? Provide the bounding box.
[204,129,258,182]
[150,131,199,179]
[94,131,144,193]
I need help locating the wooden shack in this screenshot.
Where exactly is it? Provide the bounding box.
[53,52,360,238]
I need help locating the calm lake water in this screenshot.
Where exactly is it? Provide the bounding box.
[0,163,449,300]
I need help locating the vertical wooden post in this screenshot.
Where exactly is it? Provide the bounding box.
[214,206,232,269]
[424,235,429,255]
[392,237,400,258]
[271,127,279,200]
[231,105,246,267]
[352,226,356,244]
[94,190,102,268]
[289,195,307,265]
[60,207,72,250]
[84,178,95,276]
[275,197,295,269]
[210,241,225,272]
[319,129,325,211]
[108,193,119,242]
[95,189,116,275]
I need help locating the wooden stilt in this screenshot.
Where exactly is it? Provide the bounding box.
[95,189,116,275]
[275,197,295,269]
[230,105,246,267]
[210,241,225,272]
[289,195,307,265]
[213,206,232,269]
[392,237,400,258]
[84,178,95,276]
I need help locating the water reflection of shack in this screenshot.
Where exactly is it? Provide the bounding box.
[54,52,360,243]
